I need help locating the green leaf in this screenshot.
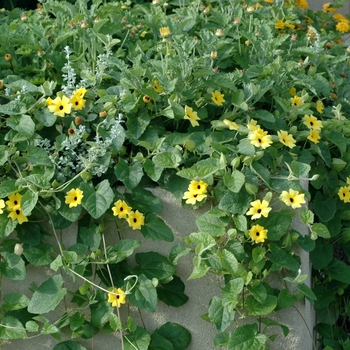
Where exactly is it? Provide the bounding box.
[246,294,277,316]
[260,317,289,337]
[297,283,317,301]
[59,197,82,222]
[21,190,38,216]
[6,115,35,138]
[157,276,189,307]
[125,187,162,213]
[128,274,157,312]
[196,210,230,236]
[251,162,270,187]
[221,250,241,276]
[26,145,53,167]
[325,260,350,284]
[23,243,53,266]
[124,326,151,350]
[106,239,141,264]
[218,190,253,215]
[53,341,88,350]
[208,296,235,332]
[0,316,26,339]
[238,139,255,156]
[222,278,244,308]
[247,283,267,304]
[300,206,314,225]
[312,223,330,239]
[2,292,30,311]
[136,252,176,281]
[154,322,191,350]
[78,224,101,251]
[310,241,333,270]
[269,243,300,272]
[0,145,8,166]
[150,332,174,350]
[0,252,26,280]
[153,152,181,168]
[141,213,174,242]
[313,192,336,222]
[114,159,144,190]
[223,170,245,193]
[258,211,292,241]
[0,213,17,238]
[277,288,295,310]
[81,180,114,219]
[144,158,164,182]
[28,275,67,314]
[90,290,111,327]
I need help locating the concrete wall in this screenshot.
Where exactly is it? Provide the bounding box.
[1,188,315,350]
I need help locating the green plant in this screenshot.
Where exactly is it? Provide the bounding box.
[1,0,350,349]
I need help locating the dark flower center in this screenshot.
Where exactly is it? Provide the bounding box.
[120,207,123,211]
[74,196,77,201]
[14,200,18,205]
[256,232,260,236]
[290,198,294,202]
[117,295,120,299]
[16,209,20,215]
[59,105,64,110]
[133,218,137,223]
[257,209,261,213]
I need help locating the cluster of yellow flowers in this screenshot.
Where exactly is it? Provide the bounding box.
[338,178,350,203]
[247,189,306,244]
[182,180,208,205]
[112,199,145,230]
[0,193,30,225]
[333,13,350,33]
[46,87,87,117]
[303,114,323,144]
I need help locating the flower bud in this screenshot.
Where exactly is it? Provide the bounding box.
[99,110,107,118]
[14,243,24,256]
[0,80,3,90]
[75,116,83,125]
[143,95,151,103]
[204,7,210,13]
[210,51,218,59]
[215,29,224,37]
[5,54,12,62]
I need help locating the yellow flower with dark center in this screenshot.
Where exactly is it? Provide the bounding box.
[248,128,272,149]
[75,87,87,98]
[107,287,126,308]
[0,199,5,214]
[316,100,324,114]
[126,210,145,230]
[323,3,336,12]
[211,90,225,106]
[65,188,84,208]
[182,191,207,205]
[223,119,238,130]
[307,129,321,144]
[303,115,323,130]
[247,119,259,131]
[70,93,86,111]
[48,95,72,117]
[8,208,29,225]
[277,130,296,149]
[290,95,303,107]
[280,189,306,209]
[246,200,272,220]
[6,193,22,211]
[184,105,200,127]
[188,180,208,195]
[249,224,268,243]
[153,79,163,93]
[338,186,350,203]
[112,200,132,219]
[336,19,350,33]
[159,26,171,37]
[296,0,308,10]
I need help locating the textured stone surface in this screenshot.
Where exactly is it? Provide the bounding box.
[1,187,315,350]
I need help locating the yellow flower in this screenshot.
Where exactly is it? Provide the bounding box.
[280,189,306,209]
[247,119,259,131]
[70,93,86,111]
[182,191,207,205]
[153,79,163,93]
[184,105,200,127]
[8,208,29,225]
[223,119,238,130]
[46,97,53,106]
[296,0,308,10]
[108,288,126,308]
[159,26,171,37]
[333,13,346,21]
[48,95,72,117]
[246,199,272,220]
[316,100,324,114]
[6,193,22,211]
[303,115,323,130]
[249,224,268,243]
[65,188,84,208]
[288,88,296,97]
[0,199,5,214]
[290,95,304,107]
[323,3,336,12]
[112,200,132,219]
[338,186,350,203]
[188,180,208,195]
[277,130,296,149]
[307,129,321,144]
[211,90,225,106]
[336,19,350,33]
[74,87,87,98]
[126,210,145,230]
[285,23,295,30]
[275,20,286,30]
[248,128,273,149]
[264,0,274,2]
